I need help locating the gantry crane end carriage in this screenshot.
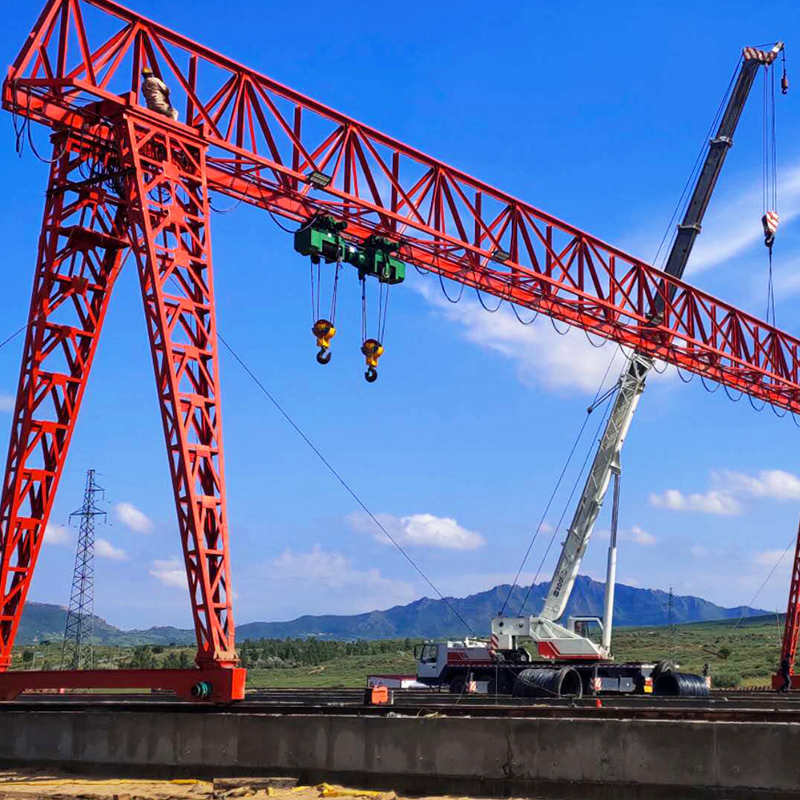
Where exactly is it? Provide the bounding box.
[0,0,798,701]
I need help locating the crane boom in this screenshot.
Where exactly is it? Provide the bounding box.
[540,42,783,630]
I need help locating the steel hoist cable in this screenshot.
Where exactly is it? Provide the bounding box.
[517,383,618,617]
[499,348,621,615]
[217,331,476,636]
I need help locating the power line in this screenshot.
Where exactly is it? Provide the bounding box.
[217,332,475,636]
[500,348,621,616]
[735,533,795,630]
[0,323,26,352]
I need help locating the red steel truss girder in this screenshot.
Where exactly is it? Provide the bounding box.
[0,110,236,675]
[6,0,800,411]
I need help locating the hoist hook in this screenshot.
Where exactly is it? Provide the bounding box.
[762,212,780,250]
[312,319,336,365]
[361,338,384,383]
[782,48,789,95]
[316,348,332,365]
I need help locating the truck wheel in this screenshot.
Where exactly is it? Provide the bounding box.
[449,677,466,694]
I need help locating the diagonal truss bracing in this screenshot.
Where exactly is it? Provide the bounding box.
[0,106,234,671]
[5,0,800,412]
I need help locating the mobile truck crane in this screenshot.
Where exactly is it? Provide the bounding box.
[408,42,785,699]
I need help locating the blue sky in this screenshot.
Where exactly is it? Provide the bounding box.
[2,0,800,633]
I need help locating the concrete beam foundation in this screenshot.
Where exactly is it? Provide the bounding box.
[0,710,797,799]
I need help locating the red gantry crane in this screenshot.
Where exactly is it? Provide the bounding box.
[0,0,798,701]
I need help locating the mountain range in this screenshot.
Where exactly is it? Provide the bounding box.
[16,575,768,646]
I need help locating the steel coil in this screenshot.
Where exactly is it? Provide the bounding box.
[512,667,584,698]
[654,671,709,697]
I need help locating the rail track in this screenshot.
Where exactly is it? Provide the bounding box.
[4,687,800,723]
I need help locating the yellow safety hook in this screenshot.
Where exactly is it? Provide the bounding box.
[312,319,336,364]
[361,338,384,382]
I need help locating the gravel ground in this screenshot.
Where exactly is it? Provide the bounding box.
[0,771,520,800]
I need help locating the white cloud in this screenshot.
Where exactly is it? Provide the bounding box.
[269,546,415,609]
[0,394,13,413]
[649,488,742,516]
[414,281,672,395]
[686,164,800,276]
[115,502,153,533]
[690,544,709,558]
[715,469,800,501]
[754,548,791,568]
[628,525,657,546]
[44,522,70,546]
[597,525,657,546]
[150,558,185,588]
[650,468,800,518]
[95,537,127,560]
[347,511,484,550]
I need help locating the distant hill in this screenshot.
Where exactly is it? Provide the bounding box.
[234,576,768,640]
[16,576,769,646]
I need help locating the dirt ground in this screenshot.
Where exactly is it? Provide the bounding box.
[0,771,501,800]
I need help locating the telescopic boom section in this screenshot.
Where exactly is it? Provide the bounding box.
[540,43,784,629]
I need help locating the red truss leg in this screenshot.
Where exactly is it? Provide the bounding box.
[0,131,128,669]
[774,518,800,690]
[119,115,237,669]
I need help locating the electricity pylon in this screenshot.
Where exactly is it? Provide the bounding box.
[60,470,106,670]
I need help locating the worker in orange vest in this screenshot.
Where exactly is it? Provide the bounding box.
[141,67,179,121]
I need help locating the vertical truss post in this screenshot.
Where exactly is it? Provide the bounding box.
[0,130,128,670]
[61,468,106,670]
[120,114,236,669]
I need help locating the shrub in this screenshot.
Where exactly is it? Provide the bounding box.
[712,671,741,688]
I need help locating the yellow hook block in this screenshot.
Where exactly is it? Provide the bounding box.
[361,338,383,382]
[312,319,336,364]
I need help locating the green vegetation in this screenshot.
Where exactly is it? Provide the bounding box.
[9,617,785,689]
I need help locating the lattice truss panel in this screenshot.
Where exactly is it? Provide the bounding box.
[0,129,127,667]
[5,0,800,411]
[120,118,234,666]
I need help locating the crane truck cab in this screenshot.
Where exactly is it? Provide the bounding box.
[491,615,608,660]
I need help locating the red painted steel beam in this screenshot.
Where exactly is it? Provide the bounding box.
[119,113,237,669]
[0,667,246,701]
[778,518,800,678]
[0,128,127,670]
[4,0,800,413]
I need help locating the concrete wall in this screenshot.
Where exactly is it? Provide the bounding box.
[0,710,798,799]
